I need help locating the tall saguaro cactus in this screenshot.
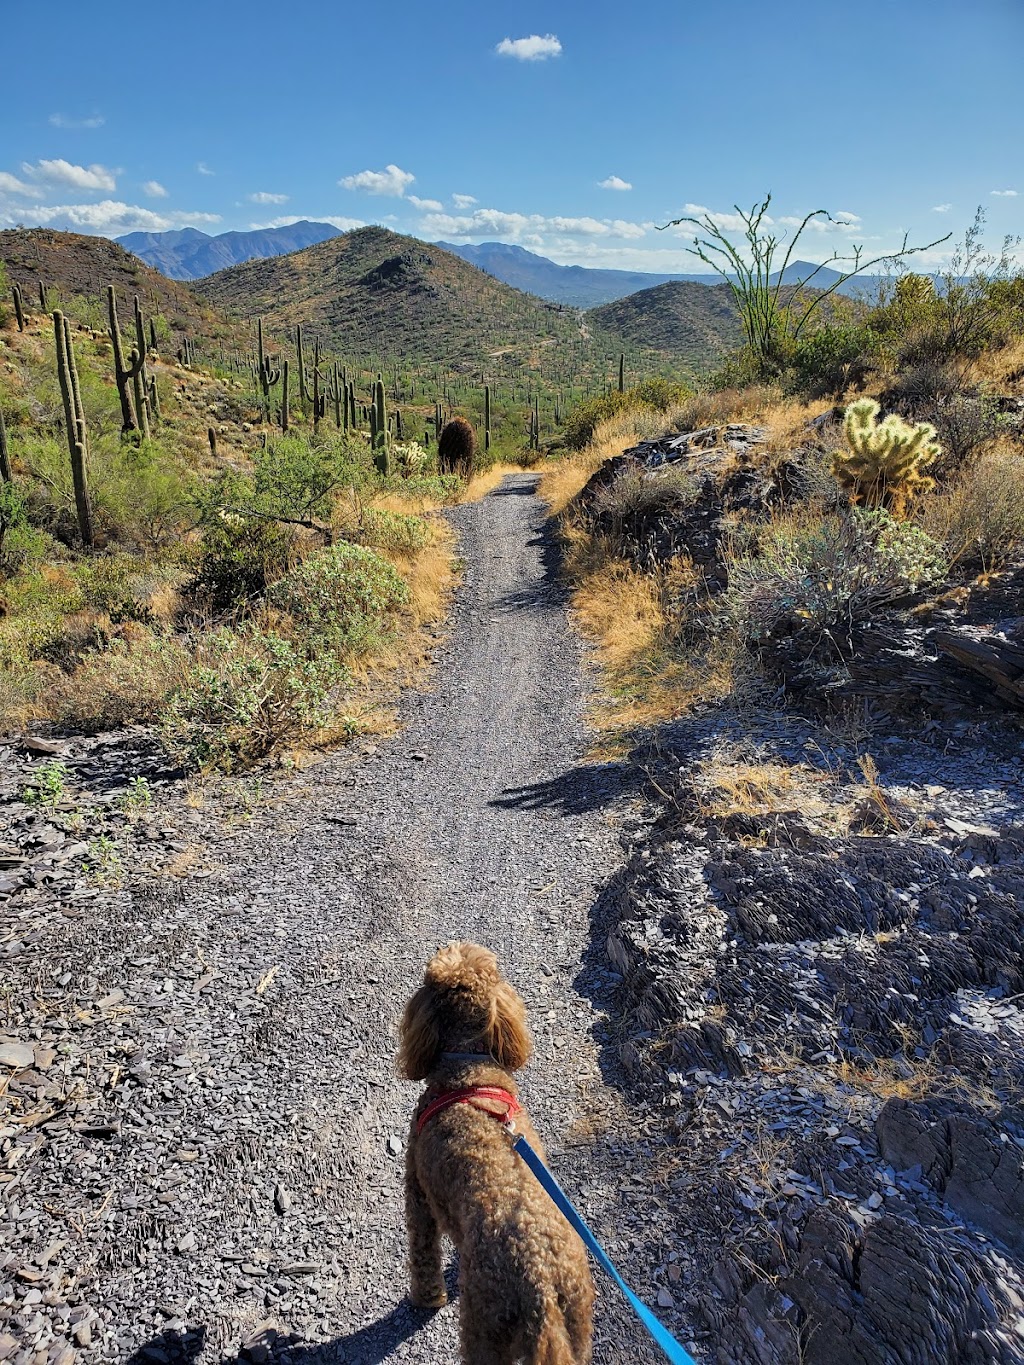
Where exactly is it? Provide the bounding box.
[108,286,144,434]
[256,318,281,419]
[484,384,491,452]
[11,284,25,332]
[53,311,94,547]
[0,406,11,482]
[281,359,290,432]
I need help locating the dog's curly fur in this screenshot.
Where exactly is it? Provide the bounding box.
[399,942,594,1364]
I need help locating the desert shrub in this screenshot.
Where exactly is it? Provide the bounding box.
[589,464,698,533]
[563,380,692,453]
[725,507,945,656]
[392,441,432,477]
[252,433,365,518]
[832,399,940,511]
[670,384,781,431]
[269,541,409,655]
[919,445,1024,568]
[786,320,877,397]
[190,503,295,608]
[48,632,188,733]
[357,507,430,553]
[437,417,477,476]
[929,393,1006,470]
[163,626,344,769]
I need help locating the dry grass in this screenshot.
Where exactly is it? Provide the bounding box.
[458,462,527,503]
[693,756,833,823]
[918,437,1024,567]
[967,334,1024,390]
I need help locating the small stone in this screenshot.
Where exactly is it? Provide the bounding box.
[387,1135,402,1156]
[866,1192,883,1210]
[273,1184,291,1215]
[175,1231,196,1254]
[657,1287,675,1309]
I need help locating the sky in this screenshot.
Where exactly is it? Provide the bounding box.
[1,0,1022,274]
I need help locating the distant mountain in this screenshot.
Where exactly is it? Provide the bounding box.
[192,226,624,371]
[117,221,343,280]
[589,280,743,366]
[439,243,890,307]
[437,241,716,307]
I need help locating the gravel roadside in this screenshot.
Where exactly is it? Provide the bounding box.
[1,475,673,1364]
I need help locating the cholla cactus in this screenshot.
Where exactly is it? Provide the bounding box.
[833,398,940,511]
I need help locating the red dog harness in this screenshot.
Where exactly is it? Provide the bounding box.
[416,1085,521,1135]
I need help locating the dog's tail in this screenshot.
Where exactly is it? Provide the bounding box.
[530,1307,578,1365]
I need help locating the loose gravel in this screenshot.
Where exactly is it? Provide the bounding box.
[1,475,672,1364]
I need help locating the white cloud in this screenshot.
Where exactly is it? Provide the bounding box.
[419,205,646,243]
[0,200,221,235]
[248,191,289,205]
[679,203,762,233]
[991,188,1018,197]
[408,195,443,211]
[196,162,216,176]
[0,171,43,199]
[23,159,117,192]
[48,113,104,129]
[452,193,477,209]
[599,176,632,191]
[340,164,415,197]
[932,203,952,213]
[142,180,168,198]
[496,33,562,61]
[250,214,365,231]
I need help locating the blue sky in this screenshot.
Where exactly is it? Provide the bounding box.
[1,0,1021,272]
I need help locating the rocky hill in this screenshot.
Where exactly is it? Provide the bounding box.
[0,227,238,347]
[192,226,618,373]
[116,220,343,281]
[589,279,744,366]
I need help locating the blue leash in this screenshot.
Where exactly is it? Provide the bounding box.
[511,1132,698,1365]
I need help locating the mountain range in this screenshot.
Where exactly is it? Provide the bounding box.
[117,222,889,307]
[116,221,342,281]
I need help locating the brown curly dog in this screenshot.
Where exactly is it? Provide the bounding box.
[398,941,594,1364]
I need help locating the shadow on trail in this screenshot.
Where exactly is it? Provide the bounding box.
[491,760,637,817]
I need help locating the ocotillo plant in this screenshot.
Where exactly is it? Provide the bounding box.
[281,360,290,432]
[108,286,143,433]
[11,284,24,332]
[53,311,94,548]
[0,406,11,482]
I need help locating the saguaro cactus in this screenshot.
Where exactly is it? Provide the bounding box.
[256,318,281,418]
[484,384,491,452]
[618,353,625,394]
[11,284,24,332]
[296,324,307,403]
[108,286,143,433]
[53,311,94,547]
[0,406,11,482]
[281,359,290,432]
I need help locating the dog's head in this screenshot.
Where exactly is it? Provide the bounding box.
[398,941,533,1081]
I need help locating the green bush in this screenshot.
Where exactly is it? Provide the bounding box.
[786,321,877,397]
[563,378,691,452]
[163,626,344,769]
[357,507,430,553]
[269,541,409,654]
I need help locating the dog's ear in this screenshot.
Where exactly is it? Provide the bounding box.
[488,980,532,1071]
[398,982,441,1080]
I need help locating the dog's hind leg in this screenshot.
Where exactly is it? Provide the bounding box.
[405,1149,447,1309]
[525,1312,576,1365]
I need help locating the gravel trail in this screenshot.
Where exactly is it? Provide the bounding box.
[3,475,669,1364]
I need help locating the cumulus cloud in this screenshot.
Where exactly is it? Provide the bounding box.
[196,162,215,176]
[24,159,117,192]
[452,193,477,209]
[419,205,646,243]
[248,191,289,204]
[599,176,632,191]
[408,195,443,211]
[250,214,365,232]
[0,171,43,199]
[0,200,221,235]
[932,203,952,213]
[340,164,414,197]
[496,34,562,61]
[48,113,104,129]
[991,188,1018,197]
[142,180,168,198]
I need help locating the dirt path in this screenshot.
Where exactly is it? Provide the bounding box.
[2,476,670,1364]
